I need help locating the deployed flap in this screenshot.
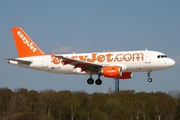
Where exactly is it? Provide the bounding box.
[6,58,32,65]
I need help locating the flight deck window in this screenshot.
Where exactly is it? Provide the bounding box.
[157,55,168,58]
[162,55,167,58]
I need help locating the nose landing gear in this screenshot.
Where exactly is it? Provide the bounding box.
[148,78,153,82]
[147,71,153,82]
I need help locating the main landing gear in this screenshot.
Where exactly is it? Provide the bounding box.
[147,71,153,82]
[87,75,102,85]
[87,77,94,85]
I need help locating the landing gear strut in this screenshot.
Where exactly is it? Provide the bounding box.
[147,71,153,82]
[95,75,102,85]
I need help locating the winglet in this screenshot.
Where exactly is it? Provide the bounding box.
[11,27,45,57]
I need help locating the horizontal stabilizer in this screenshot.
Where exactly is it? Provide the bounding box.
[6,58,32,65]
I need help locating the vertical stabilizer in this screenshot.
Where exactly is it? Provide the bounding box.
[12,27,45,57]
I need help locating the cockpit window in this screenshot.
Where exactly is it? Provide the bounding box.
[157,55,168,58]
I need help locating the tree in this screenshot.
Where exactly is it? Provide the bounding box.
[175,93,180,120]
[0,87,13,119]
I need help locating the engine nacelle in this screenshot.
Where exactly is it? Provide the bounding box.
[102,66,122,78]
[101,66,132,79]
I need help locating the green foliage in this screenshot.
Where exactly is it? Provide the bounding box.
[175,95,180,120]
[0,87,179,120]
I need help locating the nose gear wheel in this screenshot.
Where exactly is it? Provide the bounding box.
[147,71,153,82]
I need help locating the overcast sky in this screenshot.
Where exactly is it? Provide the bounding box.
[0,1,180,93]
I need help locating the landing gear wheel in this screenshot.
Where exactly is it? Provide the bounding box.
[87,78,94,85]
[148,78,153,82]
[95,79,102,85]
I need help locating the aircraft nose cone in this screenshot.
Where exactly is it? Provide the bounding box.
[171,59,175,66]
[169,59,175,67]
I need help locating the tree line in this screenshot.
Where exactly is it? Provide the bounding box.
[0,87,180,120]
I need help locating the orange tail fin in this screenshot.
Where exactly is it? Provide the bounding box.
[12,27,45,57]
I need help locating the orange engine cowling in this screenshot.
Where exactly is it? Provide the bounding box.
[102,66,122,78]
[102,66,132,79]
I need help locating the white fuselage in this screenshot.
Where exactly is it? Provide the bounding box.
[9,50,175,75]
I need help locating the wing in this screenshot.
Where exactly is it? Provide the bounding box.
[6,58,32,65]
[55,55,103,73]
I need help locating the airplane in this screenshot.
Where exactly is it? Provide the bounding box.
[7,27,175,85]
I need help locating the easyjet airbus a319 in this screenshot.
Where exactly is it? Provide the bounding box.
[7,27,175,85]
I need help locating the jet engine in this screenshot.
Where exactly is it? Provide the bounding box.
[101,66,132,79]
